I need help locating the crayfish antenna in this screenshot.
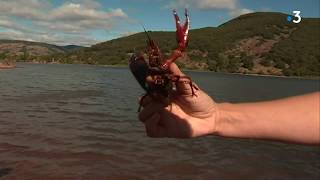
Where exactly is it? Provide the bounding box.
[140,24,151,52]
[142,25,151,42]
[141,23,155,48]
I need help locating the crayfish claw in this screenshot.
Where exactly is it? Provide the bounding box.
[173,9,189,51]
[173,9,181,30]
[129,9,194,113]
[173,9,177,14]
[184,8,190,31]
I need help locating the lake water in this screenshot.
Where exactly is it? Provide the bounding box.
[0,63,319,179]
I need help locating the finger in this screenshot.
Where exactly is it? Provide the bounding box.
[169,63,199,96]
[145,113,166,138]
[139,102,165,123]
[140,94,169,109]
[175,77,200,96]
[169,63,185,76]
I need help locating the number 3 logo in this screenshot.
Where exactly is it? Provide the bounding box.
[293,11,301,24]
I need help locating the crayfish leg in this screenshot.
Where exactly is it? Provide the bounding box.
[190,81,198,97]
[173,75,198,97]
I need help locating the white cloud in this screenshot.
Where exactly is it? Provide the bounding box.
[0,17,43,34]
[0,30,99,46]
[0,0,255,46]
[51,3,127,21]
[0,0,48,20]
[193,0,237,10]
[120,31,138,37]
[0,0,129,46]
[229,8,254,17]
[0,30,37,43]
[70,0,101,9]
[168,0,237,10]
[167,0,253,17]
[46,3,127,33]
[0,19,25,32]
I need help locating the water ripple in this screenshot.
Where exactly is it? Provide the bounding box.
[0,63,319,179]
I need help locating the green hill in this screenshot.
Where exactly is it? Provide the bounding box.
[0,40,82,63]
[10,12,320,76]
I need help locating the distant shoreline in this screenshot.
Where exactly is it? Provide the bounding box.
[184,69,320,80]
[18,62,320,80]
[0,63,16,69]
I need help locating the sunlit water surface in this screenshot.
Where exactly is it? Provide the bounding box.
[0,63,319,179]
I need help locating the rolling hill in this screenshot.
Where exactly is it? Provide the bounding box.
[0,40,82,63]
[2,12,319,77]
[46,12,319,76]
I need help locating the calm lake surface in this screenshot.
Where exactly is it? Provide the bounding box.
[0,63,319,179]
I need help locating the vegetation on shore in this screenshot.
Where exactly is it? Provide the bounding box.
[0,12,319,77]
[0,40,82,64]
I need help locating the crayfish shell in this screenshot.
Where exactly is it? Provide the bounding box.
[129,53,149,92]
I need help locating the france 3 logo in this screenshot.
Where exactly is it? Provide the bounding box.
[287,11,302,24]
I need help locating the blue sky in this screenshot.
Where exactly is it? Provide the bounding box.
[0,0,319,46]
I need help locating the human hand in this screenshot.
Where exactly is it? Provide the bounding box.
[139,63,218,138]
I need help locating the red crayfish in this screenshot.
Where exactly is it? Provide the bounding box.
[129,9,197,111]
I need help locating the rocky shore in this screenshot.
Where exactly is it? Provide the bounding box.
[0,62,15,69]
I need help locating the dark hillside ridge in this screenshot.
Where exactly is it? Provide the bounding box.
[53,12,318,76]
[2,12,319,77]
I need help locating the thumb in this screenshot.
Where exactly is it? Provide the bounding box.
[169,62,184,76]
[169,63,199,96]
[145,113,166,138]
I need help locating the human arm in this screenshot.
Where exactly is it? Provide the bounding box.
[139,63,320,145]
[216,92,320,144]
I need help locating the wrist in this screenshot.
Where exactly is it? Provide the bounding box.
[212,102,235,136]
